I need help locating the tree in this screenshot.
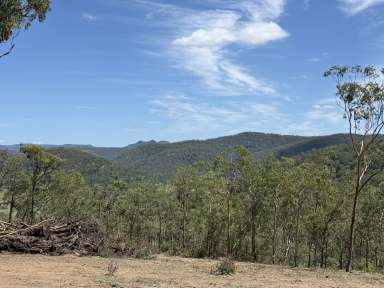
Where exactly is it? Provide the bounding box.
[235,147,260,261]
[325,65,384,272]
[20,144,61,224]
[263,157,292,265]
[41,171,92,221]
[214,146,246,256]
[0,0,50,58]
[0,157,28,223]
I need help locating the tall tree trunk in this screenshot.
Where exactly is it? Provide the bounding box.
[346,183,360,272]
[321,227,328,268]
[8,195,14,223]
[324,235,329,269]
[365,238,369,270]
[158,215,162,251]
[30,180,37,225]
[226,192,231,256]
[251,203,257,261]
[339,239,344,270]
[272,203,278,264]
[182,191,187,254]
[294,207,301,267]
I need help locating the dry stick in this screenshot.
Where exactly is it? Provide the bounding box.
[0,218,54,238]
[0,220,18,228]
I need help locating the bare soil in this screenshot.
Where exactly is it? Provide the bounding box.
[0,254,383,288]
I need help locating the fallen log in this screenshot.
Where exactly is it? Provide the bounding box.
[0,219,103,256]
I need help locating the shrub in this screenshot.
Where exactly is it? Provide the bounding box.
[211,258,236,275]
[106,260,119,276]
[133,247,156,260]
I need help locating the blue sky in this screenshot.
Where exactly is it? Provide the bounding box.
[1,0,384,146]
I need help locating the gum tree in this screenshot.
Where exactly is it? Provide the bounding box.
[0,0,51,58]
[20,144,61,224]
[325,65,384,272]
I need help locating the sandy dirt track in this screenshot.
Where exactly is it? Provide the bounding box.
[0,254,383,288]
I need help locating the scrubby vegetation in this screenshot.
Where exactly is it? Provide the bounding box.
[211,258,236,275]
[1,141,384,272]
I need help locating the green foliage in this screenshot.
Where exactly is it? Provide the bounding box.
[1,140,384,272]
[325,64,384,272]
[114,132,352,181]
[0,0,50,57]
[211,258,236,275]
[48,148,121,185]
[20,144,62,224]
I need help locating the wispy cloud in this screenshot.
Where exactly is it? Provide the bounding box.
[339,0,384,16]
[284,98,345,136]
[306,98,343,124]
[307,57,320,63]
[75,105,97,111]
[150,94,286,133]
[81,13,98,22]
[172,0,288,95]
[134,0,289,96]
[303,0,312,9]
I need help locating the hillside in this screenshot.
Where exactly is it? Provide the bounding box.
[114,132,352,180]
[0,140,168,160]
[48,148,121,185]
[0,132,355,181]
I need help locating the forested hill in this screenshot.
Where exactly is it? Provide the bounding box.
[0,132,352,181]
[0,140,168,159]
[112,132,352,180]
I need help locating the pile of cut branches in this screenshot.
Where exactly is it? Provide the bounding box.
[0,219,103,255]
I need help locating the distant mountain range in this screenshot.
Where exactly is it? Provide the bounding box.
[0,132,352,182]
[0,140,170,159]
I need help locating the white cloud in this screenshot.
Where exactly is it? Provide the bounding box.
[279,98,346,136]
[306,98,343,124]
[303,0,312,9]
[148,95,348,137]
[290,74,309,80]
[307,57,320,63]
[286,121,319,136]
[81,13,98,22]
[140,0,289,96]
[339,0,384,16]
[150,94,285,133]
[75,105,96,111]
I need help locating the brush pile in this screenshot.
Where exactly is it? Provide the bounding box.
[0,219,103,255]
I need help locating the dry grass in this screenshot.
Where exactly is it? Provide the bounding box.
[0,253,383,288]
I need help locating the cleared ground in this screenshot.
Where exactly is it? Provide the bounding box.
[0,254,383,288]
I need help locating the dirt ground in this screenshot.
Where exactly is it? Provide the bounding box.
[0,254,383,288]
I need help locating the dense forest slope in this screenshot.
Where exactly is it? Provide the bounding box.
[0,132,353,181]
[113,132,352,180]
[48,148,121,185]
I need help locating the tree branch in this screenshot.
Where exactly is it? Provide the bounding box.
[0,44,15,59]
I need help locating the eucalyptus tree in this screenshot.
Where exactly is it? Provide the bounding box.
[304,165,342,268]
[214,146,249,256]
[0,0,51,58]
[325,65,384,272]
[289,163,313,267]
[41,171,91,221]
[198,164,227,258]
[20,144,61,224]
[172,166,201,254]
[263,157,293,264]
[226,146,260,260]
[0,157,28,223]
